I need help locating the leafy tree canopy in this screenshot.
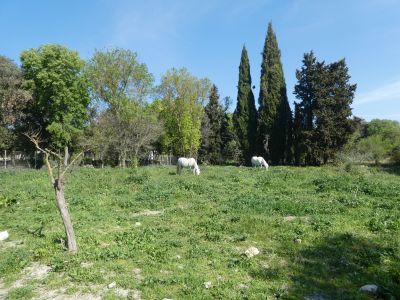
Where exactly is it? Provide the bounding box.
[20,44,90,149]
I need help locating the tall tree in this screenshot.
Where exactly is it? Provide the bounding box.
[199,85,224,164]
[293,52,321,164]
[0,56,32,151]
[0,56,31,126]
[257,22,292,164]
[20,44,90,253]
[233,46,257,164]
[293,52,356,164]
[158,68,211,157]
[85,48,154,167]
[20,45,89,161]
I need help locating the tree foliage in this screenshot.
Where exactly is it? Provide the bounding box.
[85,48,153,108]
[90,103,163,167]
[233,46,257,164]
[158,68,211,157]
[85,48,155,167]
[257,23,292,164]
[20,44,89,149]
[357,119,400,164]
[199,85,224,164]
[0,56,31,126]
[293,52,356,165]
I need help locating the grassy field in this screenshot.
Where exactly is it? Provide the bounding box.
[0,165,399,299]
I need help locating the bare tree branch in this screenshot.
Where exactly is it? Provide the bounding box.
[61,150,86,176]
[44,152,55,185]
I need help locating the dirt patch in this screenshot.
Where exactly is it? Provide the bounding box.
[12,262,51,288]
[0,279,8,299]
[34,291,102,300]
[283,215,309,222]
[133,268,144,282]
[132,210,163,217]
[0,240,23,248]
[283,216,297,222]
[24,263,51,280]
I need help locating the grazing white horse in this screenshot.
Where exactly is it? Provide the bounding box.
[251,156,269,169]
[177,157,200,175]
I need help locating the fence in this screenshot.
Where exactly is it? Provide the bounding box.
[0,150,36,169]
[150,154,177,166]
[1,150,179,169]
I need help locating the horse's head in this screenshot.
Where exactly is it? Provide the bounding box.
[195,167,200,175]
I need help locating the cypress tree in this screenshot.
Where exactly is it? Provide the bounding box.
[233,46,257,164]
[293,52,320,165]
[199,84,224,164]
[257,22,292,164]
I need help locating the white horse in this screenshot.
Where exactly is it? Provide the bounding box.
[177,157,200,175]
[251,156,269,169]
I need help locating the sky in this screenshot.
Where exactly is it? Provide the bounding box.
[1,0,400,121]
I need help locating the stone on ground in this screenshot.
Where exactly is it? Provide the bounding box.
[244,246,260,258]
[359,284,378,293]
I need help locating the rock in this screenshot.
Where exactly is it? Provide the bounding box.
[135,222,141,226]
[107,282,116,289]
[204,281,212,289]
[304,293,326,300]
[176,255,182,260]
[0,231,9,241]
[295,238,302,244]
[80,262,93,268]
[359,284,378,293]
[244,246,260,258]
[132,210,163,217]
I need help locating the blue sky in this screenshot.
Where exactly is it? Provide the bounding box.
[1,0,400,121]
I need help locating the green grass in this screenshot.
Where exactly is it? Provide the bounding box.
[0,165,399,299]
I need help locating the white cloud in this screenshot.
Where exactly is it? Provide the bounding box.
[354,79,400,105]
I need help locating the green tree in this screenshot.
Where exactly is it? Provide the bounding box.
[314,59,356,163]
[358,119,400,164]
[0,55,32,126]
[293,52,356,165]
[257,23,292,164]
[90,102,163,168]
[233,46,257,164]
[158,68,211,157]
[21,45,90,160]
[20,44,91,253]
[199,85,224,164]
[0,56,32,152]
[85,48,154,167]
[221,112,241,163]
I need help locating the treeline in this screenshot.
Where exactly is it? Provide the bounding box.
[0,23,398,167]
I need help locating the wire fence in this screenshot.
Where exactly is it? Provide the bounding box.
[0,150,39,169]
[0,150,179,169]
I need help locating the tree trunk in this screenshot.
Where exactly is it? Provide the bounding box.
[54,178,77,253]
[64,146,69,167]
[121,152,126,168]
